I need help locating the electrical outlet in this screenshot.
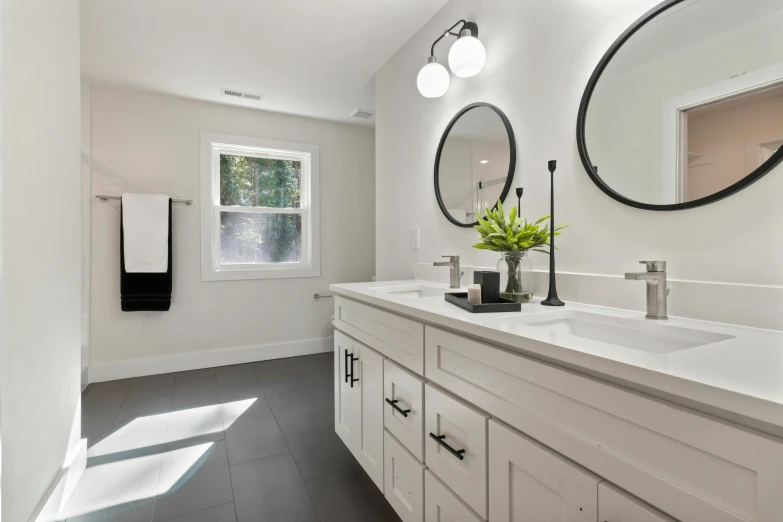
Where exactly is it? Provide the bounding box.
[411,227,420,249]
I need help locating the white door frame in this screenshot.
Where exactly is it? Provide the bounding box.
[661,60,783,203]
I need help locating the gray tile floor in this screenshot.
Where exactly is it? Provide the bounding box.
[69,354,401,522]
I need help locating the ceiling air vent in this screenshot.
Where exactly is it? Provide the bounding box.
[221,88,265,102]
[351,108,375,120]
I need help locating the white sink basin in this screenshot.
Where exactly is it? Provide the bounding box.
[524,311,734,354]
[373,285,447,299]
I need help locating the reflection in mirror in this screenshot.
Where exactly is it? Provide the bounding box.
[436,104,515,227]
[582,0,783,209]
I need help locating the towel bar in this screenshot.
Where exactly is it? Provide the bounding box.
[314,293,333,299]
[96,195,193,205]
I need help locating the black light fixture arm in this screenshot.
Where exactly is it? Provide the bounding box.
[430,20,479,58]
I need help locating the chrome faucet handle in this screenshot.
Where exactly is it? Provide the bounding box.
[639,261,666,272]
[442,255,460,262]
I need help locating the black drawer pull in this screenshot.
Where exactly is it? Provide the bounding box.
[350,355,359,387]
[344,350,351,383]
[429,433,465,460]
[385,398,411,417]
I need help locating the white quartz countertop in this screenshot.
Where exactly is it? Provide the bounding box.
[330,280,783,434]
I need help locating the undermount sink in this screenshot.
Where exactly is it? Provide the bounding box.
[373,285,446,299]
[523,311,734,354]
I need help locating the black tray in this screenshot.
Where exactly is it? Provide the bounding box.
[445,292,521,313]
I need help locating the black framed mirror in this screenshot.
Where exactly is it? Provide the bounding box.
[577,0,783,211]
[435,103,516,227]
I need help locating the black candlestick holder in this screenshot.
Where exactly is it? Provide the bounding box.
[516,187,523,218]
[542,160,564,307]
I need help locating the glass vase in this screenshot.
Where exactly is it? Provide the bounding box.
[497,251,534,303]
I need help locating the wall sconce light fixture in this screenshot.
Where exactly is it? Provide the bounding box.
[417,20,486,98]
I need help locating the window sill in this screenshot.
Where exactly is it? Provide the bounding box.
[201,265,320,282]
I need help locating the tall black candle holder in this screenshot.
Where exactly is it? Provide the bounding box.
[541,160,564,307]
[516,187,523,218]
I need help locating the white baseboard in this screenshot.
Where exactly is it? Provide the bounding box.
[415,263,783,331]
[32,439,87,522]
[89,337,333,382]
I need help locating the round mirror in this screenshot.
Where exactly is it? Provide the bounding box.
[578,0,783,211]
[435,103,516,227]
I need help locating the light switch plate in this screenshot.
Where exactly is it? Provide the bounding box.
[411,227,420,249]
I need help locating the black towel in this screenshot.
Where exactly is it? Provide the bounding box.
[120,199,173,312]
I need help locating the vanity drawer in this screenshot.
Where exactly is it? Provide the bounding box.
[424,384,488,520]
[425,326,783,522]
[384,360,425,461]
[334,296,424,374]
[425,470,483,522]
[385,430,425,522]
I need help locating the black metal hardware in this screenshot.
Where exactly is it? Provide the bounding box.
[429,433,466,461]
[350,355,359,388]
[429,20,477,59]
[344,349,351,384]
[385,399,411,417]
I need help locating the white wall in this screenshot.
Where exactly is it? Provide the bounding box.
[1,0,83,520]
[81,82,91,388]
[87,85,375,379]
[375,0,783,329]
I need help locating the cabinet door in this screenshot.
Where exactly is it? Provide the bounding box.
[599,483,675,522]
[425,470,483,522]
[334,331,360,452]
[356,342,385,491]
[385,430,425,522]
[489,420,599,522]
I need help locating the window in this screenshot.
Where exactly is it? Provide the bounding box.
[201,133,320,281]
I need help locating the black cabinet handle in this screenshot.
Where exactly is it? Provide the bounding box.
[385,398,411,417]
[429,433,466,460]
[350,355,359,387]
[344,349,351,383]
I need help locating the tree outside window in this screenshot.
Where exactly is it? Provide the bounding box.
[219,154,303,265]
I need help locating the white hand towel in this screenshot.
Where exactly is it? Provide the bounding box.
[122,193,170,273]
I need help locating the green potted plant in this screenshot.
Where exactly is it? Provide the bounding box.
[473,201,567,303]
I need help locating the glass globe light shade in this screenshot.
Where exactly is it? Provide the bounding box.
[417,61,450,98]
[448,36,486,78]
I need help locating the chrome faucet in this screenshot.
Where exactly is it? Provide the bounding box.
[625,261,668,320]
[433,255,463,289]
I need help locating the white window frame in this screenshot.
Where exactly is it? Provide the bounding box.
[661,60,783,203]
[200,132,320,281]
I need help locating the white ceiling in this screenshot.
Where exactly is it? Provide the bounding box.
[80,0,450,126]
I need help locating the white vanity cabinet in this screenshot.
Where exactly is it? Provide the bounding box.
[333,294,783,522]
[489,420,600,522]
[333,331,385,490]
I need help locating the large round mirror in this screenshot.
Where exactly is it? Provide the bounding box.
[435,103,516,227]
[578,0,783,211]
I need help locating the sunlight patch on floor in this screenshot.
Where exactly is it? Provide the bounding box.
[87,398,256,458]
[58,443,213,519]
